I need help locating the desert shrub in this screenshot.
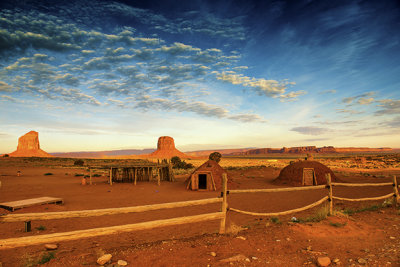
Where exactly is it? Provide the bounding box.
[36,225,46,231]
[270,217,281,224]
[298,205,329,223]
[74,173,84,177]
[329,222,347,227]
[209,152,222,163]
[3,154,9,157]
[44,173,53,176]
[74,159,84,166]
[170,156,181,165]
[342,204,380,215]
[170,156,194,169]
[93,174,101,177]
[38,251,55,264]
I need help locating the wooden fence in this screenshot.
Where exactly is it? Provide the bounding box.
[226,174,399,218]
[0,173,398,249]
[0,198,226,249]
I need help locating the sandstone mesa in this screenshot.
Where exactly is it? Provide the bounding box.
[8,131,52,157]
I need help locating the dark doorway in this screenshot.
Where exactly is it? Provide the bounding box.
[198,174,207,189]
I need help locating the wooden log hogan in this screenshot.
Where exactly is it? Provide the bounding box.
[88,160,174,185]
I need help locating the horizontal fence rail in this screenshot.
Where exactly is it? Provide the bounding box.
[229,185,326,194]
[0,198,222,223]
[332,182,393,187]
[332,193,395,202]
[229,196,328,216]
[0,212,225,250]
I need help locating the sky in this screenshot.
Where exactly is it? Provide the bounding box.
[0,0,400,153]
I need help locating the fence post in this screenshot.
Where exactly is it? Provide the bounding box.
[326,173,333,215]
[109,168,113,185]
[393,175,399,207]
[219,173,227,234]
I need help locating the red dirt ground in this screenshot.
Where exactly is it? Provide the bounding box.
[0,164,399,266]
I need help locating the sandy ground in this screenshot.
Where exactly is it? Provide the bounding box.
[0,162,399,266]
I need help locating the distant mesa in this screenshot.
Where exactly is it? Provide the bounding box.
[230,146,392,155]
[147,136,189,159]
[9,131,52,157]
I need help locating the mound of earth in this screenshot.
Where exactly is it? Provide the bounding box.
[8,131,52,157]
[147,136,189,159]
[274,160,338,186]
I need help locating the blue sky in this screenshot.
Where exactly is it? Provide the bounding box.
[0,0,399,153]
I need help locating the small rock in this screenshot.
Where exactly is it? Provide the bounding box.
[245,258,250,262]
[44,244,58,250]
[317,256,331,267]
[389,236,395,240]
[357,258,367,265]
[333,258,340,263]
[117,260,128,266]
[220,254,249,263]
[286,237,291,241]
[236,236,246,240]
[210,252,217,257]
[251,256,258,260]
[306,246,312,251]
[97,254,112,265]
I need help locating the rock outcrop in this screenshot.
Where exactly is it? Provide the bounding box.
[231,146,392,155]
[9,131,52,157]
[148,136,188,159]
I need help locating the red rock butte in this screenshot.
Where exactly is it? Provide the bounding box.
[9,131,52,157]
[148,136,188,159]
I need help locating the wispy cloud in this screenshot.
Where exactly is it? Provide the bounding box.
[336,108,363,115]
[291,126,330,135]
[375,99,400,115]
[342,91,375,105]
[215,71,301,100]
[319,89,337,94]
[0,81,12,92]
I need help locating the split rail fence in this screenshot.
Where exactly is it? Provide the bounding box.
[0,174,398,250]
[0,197,226,250]
[227,174,399,217]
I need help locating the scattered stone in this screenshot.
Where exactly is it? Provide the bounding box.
[286,237,291,241]
[251,256,258,260]
[117,260,128,266]
[317,256,331,267]
[357,258,367,265]
[236,236,246,240]
[44,244,58,250]
[245,258,251,262]
[389,236,395,240]
[210,252,217,257]
[97,254,112,265]
[220,254,249,263]
[306,246,312,251]
[333,258,340,263]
